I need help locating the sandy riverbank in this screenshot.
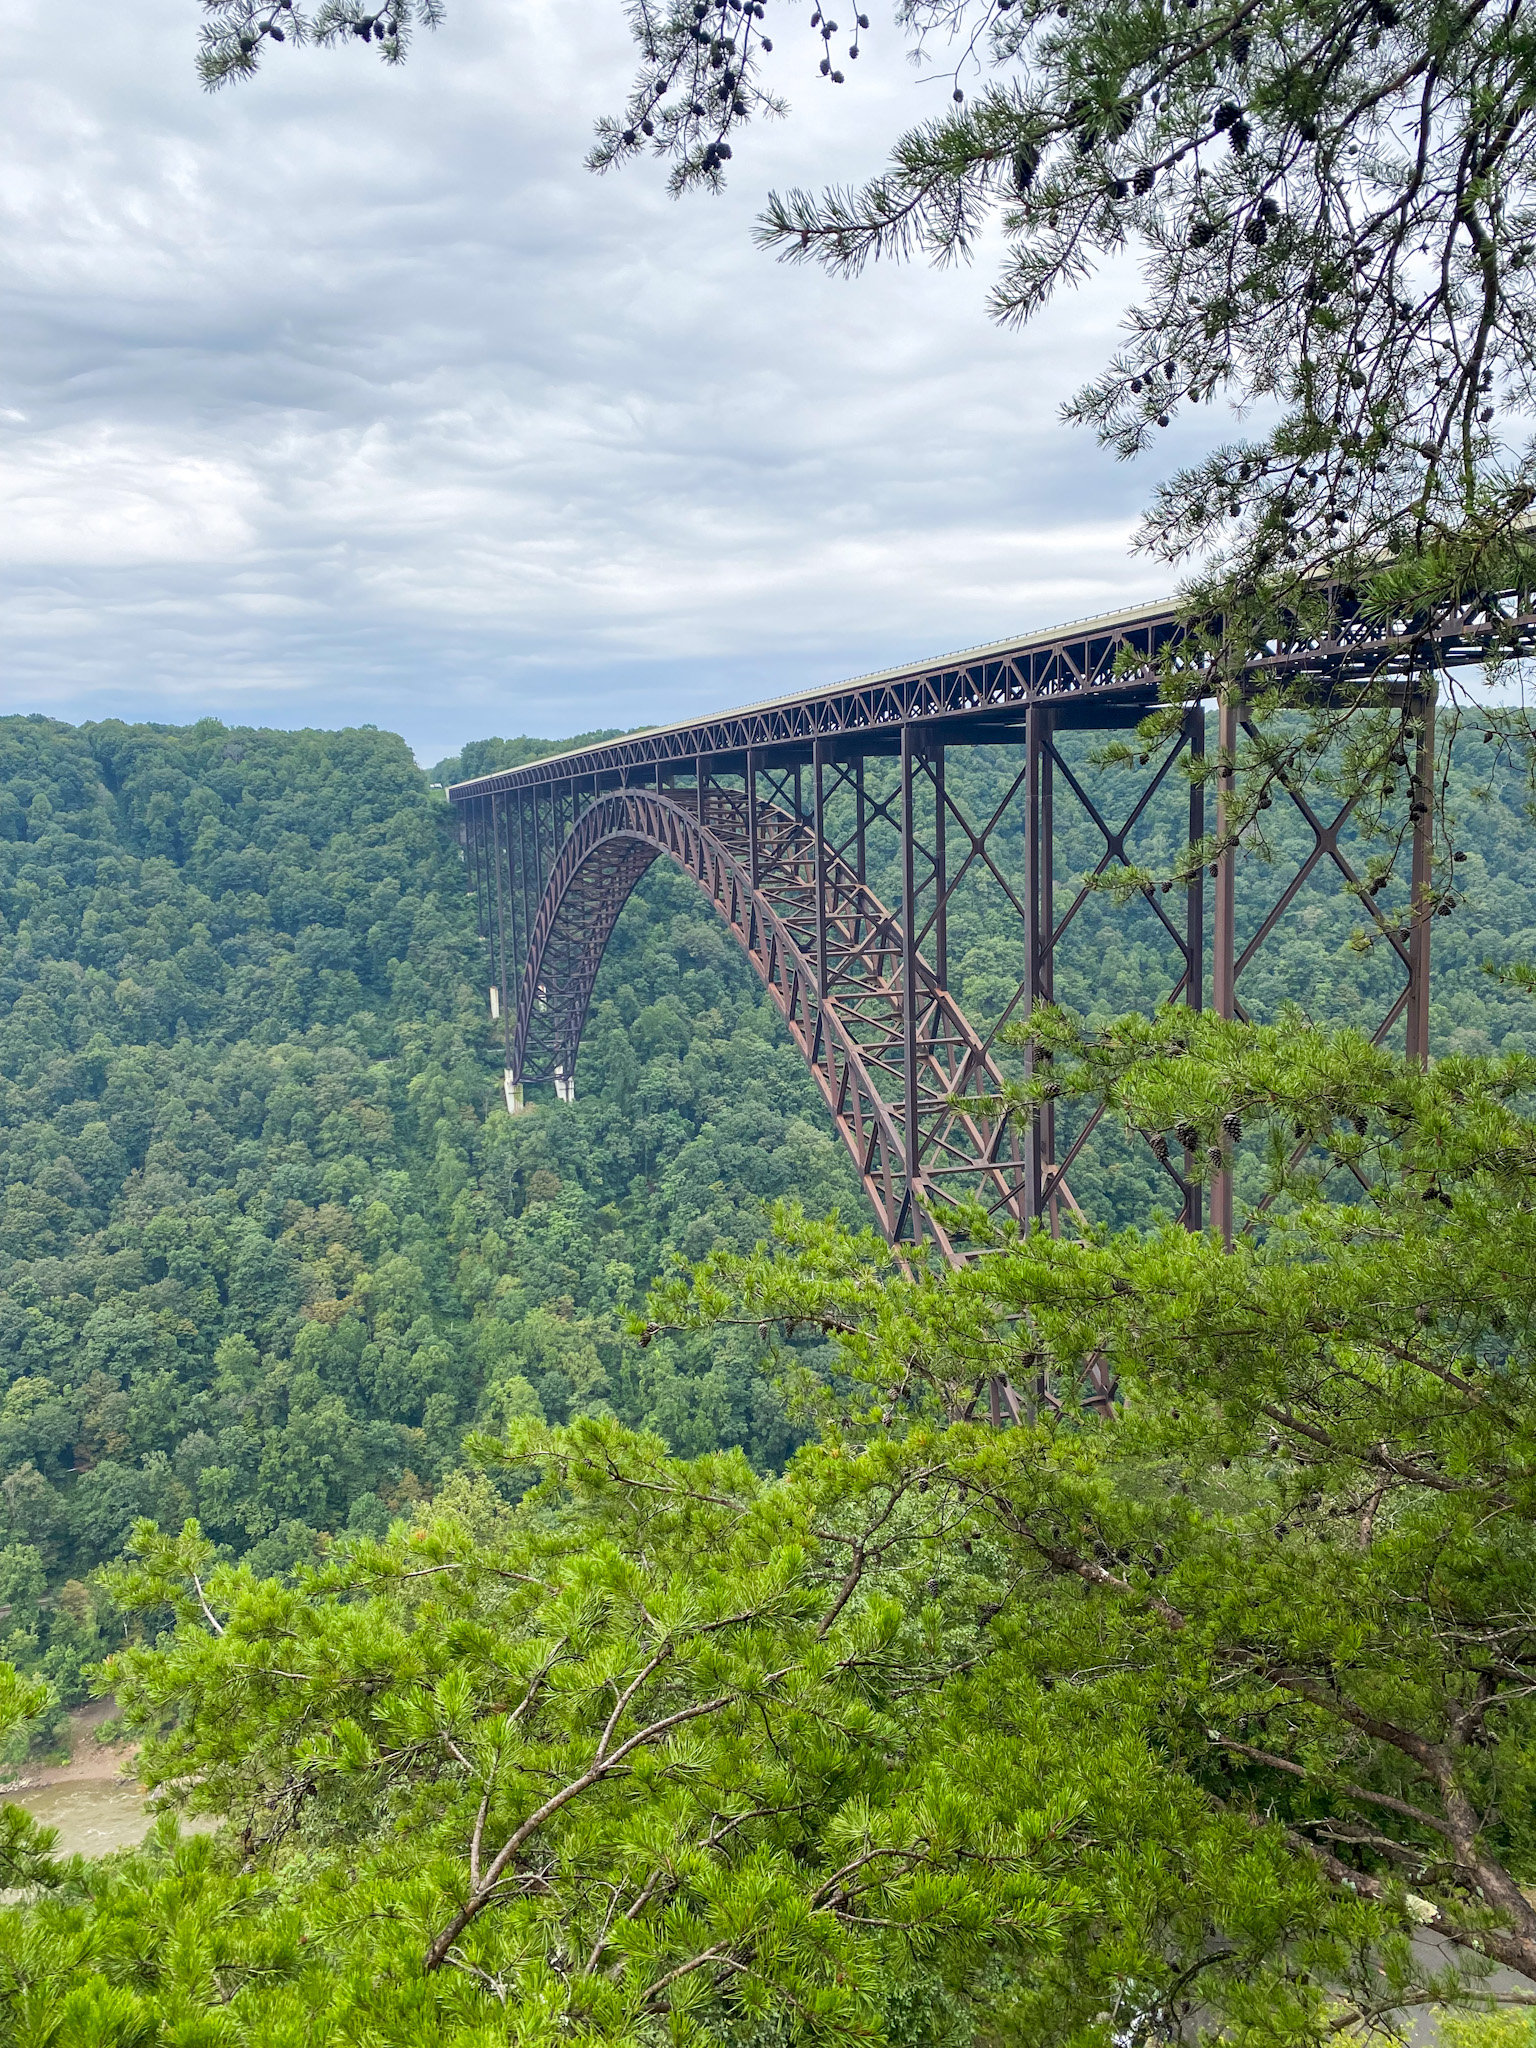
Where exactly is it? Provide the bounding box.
[0,1697,137,1795]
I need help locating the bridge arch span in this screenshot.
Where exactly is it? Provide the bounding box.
[511,787,1025,1257]
[454,586,1525,1263]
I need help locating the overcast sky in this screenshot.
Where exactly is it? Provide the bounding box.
[0,0,1221,765]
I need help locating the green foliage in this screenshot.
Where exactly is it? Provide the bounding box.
[0,716,489,1612]
[2,1008,1536,2036]
[429,733,630,787]
[75,1446,1075,2040]
[0,714,866,1725]
[650,1009,1536,2017]
[1442,2017,1536,2048]
[8,706,1536,1693]
[2,1413,1372,2044]
[7,709,1536,2036]
[196,0,444,86]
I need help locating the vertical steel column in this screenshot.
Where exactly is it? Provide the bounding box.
[519,793,534,1008]
[1185,704,1206,1011]
[1024,707,1058,1229]
[501,786,520,987]
[491,796,511,1070]
[747,747,760,893]
[1023,708,1044,1223]
[1183,703,1206,1231]
[854,758,867,886]
[932,741,947,990]
[813,739,830,1002]
[794,764,803,823]
[514,790,532,1024]
[1041,725,1058,1232]
[1405,690,1435,1066]
[900,722,922,1239]
[470,796,487,939]
[1211,692,1239,1246]
[485,796,500,941]
[696,752,706,828]
[1040,733,1054,1012]
[518,791,536,982]
[484,797,498,952]
[532,788,548,908]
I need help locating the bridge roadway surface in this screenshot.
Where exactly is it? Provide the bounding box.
[448,584,1531,1262]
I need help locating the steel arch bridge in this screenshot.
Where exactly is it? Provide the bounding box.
[449,584,1534,1255]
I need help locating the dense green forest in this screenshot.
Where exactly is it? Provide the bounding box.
[0,717,853,1729]
[0,709,1533,1733]
[11,1012,1536,2045]
[1,712,1535,2040]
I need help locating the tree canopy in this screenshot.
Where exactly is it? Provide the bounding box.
[643,1006,1536,2014]
[1,711,1532,1692]
[0,714,862,1752]
[4,1009,1536,2038]
[1,715,1535,2034]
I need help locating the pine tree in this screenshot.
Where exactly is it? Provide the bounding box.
[0,1013,1529,2038]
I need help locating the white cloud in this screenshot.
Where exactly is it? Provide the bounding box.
[0,422,258,563]
[0,0,1218,760]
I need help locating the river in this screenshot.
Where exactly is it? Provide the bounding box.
[5,1776,164,1857]
[0,1700,214,1858]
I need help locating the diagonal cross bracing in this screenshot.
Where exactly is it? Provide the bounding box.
[512,788,1025,1257]
[451,584,1536,1259]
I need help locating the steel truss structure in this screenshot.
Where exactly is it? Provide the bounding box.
[450,585,1535,1256]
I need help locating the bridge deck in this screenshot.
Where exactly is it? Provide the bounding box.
[447,582,1521,799]
[444,575,1535,1250]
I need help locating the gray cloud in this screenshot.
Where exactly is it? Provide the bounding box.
[0,0,1219,762]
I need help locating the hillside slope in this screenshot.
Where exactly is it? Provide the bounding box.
[2,711,1534,1727]
[0,717,852,1724]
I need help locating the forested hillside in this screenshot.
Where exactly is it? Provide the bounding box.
[0,717,852,1726]
[1,709,1534,1729]
[4,710,1536,2042]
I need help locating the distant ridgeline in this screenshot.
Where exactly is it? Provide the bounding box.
[0,712,1533,1742]
[432,732,633,784]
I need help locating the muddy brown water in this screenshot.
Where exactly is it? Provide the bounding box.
[0,1702,214,1858]
[5,1777,164,1857]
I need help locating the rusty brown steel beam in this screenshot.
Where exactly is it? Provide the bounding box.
[1406,693,1435,1068]
[448,584,1535,802]
[505,786,1032,1255]
[446,581,1502,1319]
[1211,693,1239,1247]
